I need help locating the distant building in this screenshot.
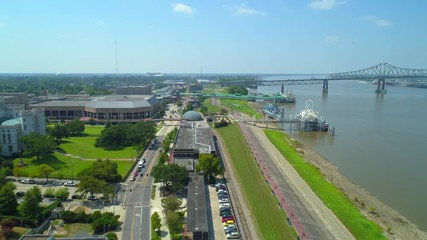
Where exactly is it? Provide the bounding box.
[115,85,152,95]
[187,84,203,93]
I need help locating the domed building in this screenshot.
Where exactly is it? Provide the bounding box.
[181,110,204,121]
[172,110,215,171]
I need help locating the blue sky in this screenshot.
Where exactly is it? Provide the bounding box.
[0,0,426,73]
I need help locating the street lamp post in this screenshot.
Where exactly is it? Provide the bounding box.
[71,161,74,182]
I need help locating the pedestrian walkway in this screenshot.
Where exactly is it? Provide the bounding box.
[151,183,171,240]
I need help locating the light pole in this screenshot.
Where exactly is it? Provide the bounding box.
[71,161,74,182]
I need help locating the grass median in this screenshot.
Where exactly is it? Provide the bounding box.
[220,99,262,119]
[216,124,296,240]
[264,129,386,240]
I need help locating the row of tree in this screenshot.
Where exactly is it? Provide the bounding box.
[48,119,85,143]
[95,121,156,150]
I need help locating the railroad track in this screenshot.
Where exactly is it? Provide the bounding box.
[213,133,255,240]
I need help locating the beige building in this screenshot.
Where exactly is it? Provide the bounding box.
[29,95,160,122]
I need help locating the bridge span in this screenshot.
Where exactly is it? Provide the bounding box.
[222,63,427,93]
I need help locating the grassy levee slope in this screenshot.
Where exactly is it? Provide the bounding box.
[264,129,386,240]
[220,99,262,119]
[203,98,222,113]
[216,124,296,240]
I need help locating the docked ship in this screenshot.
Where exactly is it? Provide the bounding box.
[262,103,283,120]
[275,83,296,103]
[295,100,329,131]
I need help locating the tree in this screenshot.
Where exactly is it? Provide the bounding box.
[151,212,161,233]
[20,132,57,160]
[49,124,69,143]
[151,164,188,192]
[196,154,223,182]
[91,212,120,234]
[0,182,18,215]
[65,119,85,136]
[126,121,156,146]
[76,176,112,198]
[106,232,118,240]
[161,196,182,212]
[18,186,42,218]
[78,159,122,183]
[95,126,127,150]
[55,188,70,200]
[13,167,27,180]
[165,210,181,234]
[36,164,55,182]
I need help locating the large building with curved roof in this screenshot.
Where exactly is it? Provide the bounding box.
[29,95,160,122]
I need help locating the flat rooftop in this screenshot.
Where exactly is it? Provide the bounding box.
[186,173,209,233]
[174,122,215,155]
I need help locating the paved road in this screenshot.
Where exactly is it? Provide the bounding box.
[121,110,177,240]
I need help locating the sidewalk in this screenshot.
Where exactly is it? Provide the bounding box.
[151,183,171,240]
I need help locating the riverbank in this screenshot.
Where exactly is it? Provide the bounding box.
[249,102,427,239]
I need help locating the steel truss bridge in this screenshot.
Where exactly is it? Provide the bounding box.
[224,63,427,93]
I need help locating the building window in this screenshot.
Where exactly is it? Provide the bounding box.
[8,145,13,152]
[7,134,11,143]
[24,125,26,130]
[2,134,5,143]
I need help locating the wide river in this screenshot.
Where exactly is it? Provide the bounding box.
[259,78,427,231]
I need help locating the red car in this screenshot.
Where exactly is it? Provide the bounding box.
[133,172,138,177]
[221,216,235,223]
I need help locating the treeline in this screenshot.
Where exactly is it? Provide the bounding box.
[95,121,156,150]
[227,85,248,95]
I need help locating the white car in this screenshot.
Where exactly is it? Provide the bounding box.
[219,198,229,204]
[224,224,236,230]
[219,203,231,208]
[64,181,76,187]
[226,231,240,239]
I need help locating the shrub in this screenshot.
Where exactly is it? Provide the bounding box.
[106,232,118,240]
[43,188,55,198]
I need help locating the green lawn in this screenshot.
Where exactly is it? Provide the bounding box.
[54,223,92,237]
[13,153,132,179]
[216,124,296,240]
[220,99,262,119]
[264,129,386,240]
[59,125,137,159]
[202,98,222,113]
[13,125,136,178]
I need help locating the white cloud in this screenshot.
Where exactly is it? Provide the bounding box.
[309,0,346,10]
[325,35,340,43]
[361,16,392,27]
[233,4,266,16]
[171,3,194,15]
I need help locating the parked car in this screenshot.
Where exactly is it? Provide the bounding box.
[224,224,237,231]
[133,172,138,177]
[130,176,136,181]
[225,228,237,234]
[220,206,231,211]
[50,181,63,186]
[64,181,76,187]
[226,231,240,239]
[215,183,226,188]
[219,198,229,204]
[223,220,235,226]
[15,192,25,197]
[217,189,227,194]
[219,203,231,208]
[87,196,99,201]
[21,179,35,184]
[220,212,233,218]
[216,185,227,191]
[221,217,235,223]
[71,194,82,199]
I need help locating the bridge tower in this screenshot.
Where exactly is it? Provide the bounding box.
[375,78,386,93]
[281,83,284,94]
[322,79,328,93]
